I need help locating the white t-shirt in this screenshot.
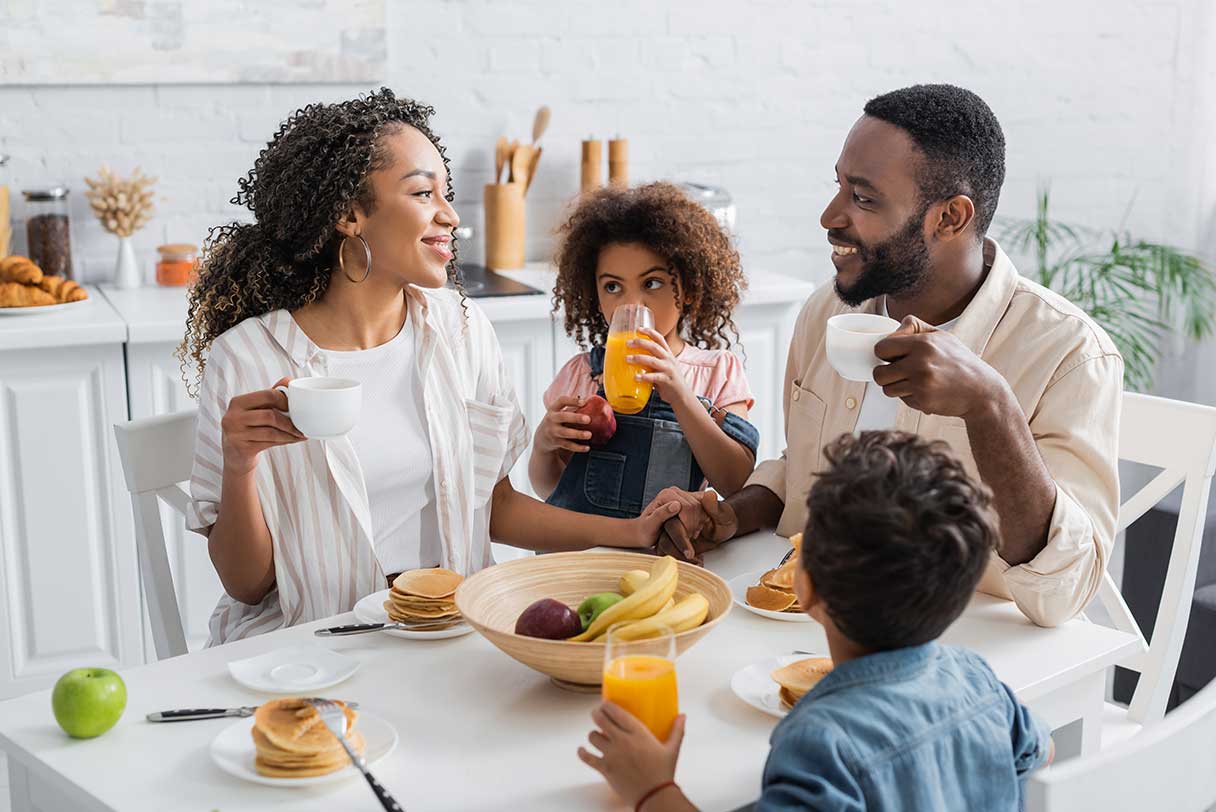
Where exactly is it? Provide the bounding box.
[855,298,961,433]
[323,322,440,574]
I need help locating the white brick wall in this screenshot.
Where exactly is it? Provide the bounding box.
[0,0,1211,294]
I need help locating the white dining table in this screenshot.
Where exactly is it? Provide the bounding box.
[0,532,1141,812]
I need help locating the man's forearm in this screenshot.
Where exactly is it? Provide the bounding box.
[965,384,1057,566]
[724,484,785,539]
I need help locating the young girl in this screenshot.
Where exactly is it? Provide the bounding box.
[529,181,758,519]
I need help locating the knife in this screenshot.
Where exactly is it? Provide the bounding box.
[147,701,360,722]
[314,619,465,637]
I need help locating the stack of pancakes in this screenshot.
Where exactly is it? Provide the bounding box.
[384,567,464,627]
[745,533,804,613]
[771,657,834,709]
[252,698,364,778]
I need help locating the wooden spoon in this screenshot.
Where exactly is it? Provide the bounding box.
[524,147,542,195]
[511,145,532,189]
[531,105,551,146]
[494,136,510,184]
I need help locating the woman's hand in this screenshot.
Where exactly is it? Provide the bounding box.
[627,328,694,408]
[536,394,593,456]
[578,702,686,808]
[221,376,306,477]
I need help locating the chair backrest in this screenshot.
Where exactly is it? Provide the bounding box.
[1025,676,1216,810]
[1100,392,1216,723]
[113,409,199,660]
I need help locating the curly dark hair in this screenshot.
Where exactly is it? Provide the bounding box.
[864,84,1006,237]
[803,431,999,651]
[177,87,460,394]
[552,182,745,350]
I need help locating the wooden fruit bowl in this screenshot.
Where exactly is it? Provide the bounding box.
[454,551,732,688]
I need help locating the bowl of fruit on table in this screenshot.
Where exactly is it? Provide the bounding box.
[454,551,732,688]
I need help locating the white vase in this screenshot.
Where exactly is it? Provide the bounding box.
[114,235,141,289]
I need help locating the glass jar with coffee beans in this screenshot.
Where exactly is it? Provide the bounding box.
[22,187,73,279]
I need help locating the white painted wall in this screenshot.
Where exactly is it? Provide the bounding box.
[1,0,1212,401]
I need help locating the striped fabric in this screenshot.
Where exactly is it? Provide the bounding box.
[186,286,529,645]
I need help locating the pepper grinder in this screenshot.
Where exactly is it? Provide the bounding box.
[608,137,628,187]
[580,138,602,193]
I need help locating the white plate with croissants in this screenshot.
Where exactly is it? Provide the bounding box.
[0,255,90,314]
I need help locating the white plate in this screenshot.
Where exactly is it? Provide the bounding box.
[0,297,92,316]
[227,646,360,694]
[353,588,474,640]
[730,653,824,719]
[210,710,398,787]
[727,571,811,622]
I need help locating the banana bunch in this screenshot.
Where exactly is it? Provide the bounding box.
[571,556,710,643]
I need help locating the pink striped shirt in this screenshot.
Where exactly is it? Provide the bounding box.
[186,286,528,645]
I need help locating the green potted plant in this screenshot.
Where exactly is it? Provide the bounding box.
[998,186,1216,391]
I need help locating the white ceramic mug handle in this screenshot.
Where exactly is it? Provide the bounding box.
[274,384,290,414]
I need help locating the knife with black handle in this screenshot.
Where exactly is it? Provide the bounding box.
[147,701,359,722]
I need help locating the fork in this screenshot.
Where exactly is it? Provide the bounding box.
[305,698,403,811]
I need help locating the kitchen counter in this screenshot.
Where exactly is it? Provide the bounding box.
[99,264,815,344]
[0,286,126,350]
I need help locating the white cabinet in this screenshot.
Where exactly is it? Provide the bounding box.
[0,296,142,699]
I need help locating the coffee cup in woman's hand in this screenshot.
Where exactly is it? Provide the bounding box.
[274,377,362,439]
[220,377,309,476]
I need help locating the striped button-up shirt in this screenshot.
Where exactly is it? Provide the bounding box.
[186,286,528,644]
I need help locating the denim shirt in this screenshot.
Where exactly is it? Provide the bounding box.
[756,642,1050,812]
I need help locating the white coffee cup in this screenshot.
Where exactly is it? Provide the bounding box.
[274,377,362,439]
[826,313,902,382]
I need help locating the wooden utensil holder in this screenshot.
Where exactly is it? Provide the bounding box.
[484,182,526,270]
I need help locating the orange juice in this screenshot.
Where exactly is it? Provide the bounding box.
[603,330,652,414]
[602,654,679,740]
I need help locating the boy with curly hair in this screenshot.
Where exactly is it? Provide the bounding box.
[581,431,1053,811]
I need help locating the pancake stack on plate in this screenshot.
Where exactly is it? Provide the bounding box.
[771,657,834,710]
[252,698,364,778]
[384,567,464,628]
[745,532,804,614]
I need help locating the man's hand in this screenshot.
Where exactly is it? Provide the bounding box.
[652,489,737,564]
[578,702,685,808]
[872,316,1009,418]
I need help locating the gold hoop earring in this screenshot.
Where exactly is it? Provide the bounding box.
[339,234,372,283]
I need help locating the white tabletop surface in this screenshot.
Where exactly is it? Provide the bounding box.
[0,533,1140,812]
[99,265,816,344]
[0,287,126,351]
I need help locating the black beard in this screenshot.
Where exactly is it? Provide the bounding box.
[834,209,931,308]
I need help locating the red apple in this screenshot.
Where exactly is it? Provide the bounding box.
[575,395,617,446]
[515,598,583,640]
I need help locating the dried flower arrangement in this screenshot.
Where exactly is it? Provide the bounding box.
[84,166,157,237]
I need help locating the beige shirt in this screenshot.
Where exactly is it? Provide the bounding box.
[187,286,528,644]
[746,239,1123,627]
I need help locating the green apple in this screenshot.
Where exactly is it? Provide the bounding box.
[577,592,624,630]
[51,667,127,739]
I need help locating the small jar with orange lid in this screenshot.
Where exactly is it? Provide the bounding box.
[155,243,198,286]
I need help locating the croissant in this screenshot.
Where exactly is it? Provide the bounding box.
[38,275,87,303]
[0,256,43,286]
[0,281,57,307]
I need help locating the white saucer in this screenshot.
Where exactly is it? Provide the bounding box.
[210,710,397,787]
[730,653,825,719]
[353,588,474,640]
[227,646,360,694]
[727,571,811,622]
[0,297,92,316]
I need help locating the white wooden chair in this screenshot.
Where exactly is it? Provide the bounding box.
[1097,392,1216,744]
[1026,676,1216,811]
[113,409,198,660]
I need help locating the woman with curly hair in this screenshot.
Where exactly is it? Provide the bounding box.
[179,89,678,644]
[531,182,759,520]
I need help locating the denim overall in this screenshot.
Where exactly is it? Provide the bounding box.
[545,347,760,519]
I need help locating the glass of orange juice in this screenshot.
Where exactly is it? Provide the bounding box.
[603,304,655,414]
[602,622,679,740]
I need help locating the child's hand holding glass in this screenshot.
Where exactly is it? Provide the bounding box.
[626,328,695,408]
[578,702,688,810]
